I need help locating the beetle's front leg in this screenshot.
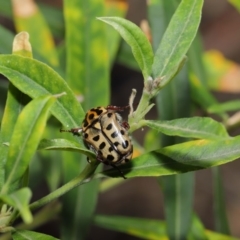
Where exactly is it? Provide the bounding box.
[60,127,82,136]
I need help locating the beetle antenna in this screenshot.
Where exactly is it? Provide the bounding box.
[60,129,72,133]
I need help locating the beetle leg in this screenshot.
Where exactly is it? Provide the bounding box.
[106,105,129,112]
[109,163,127,179]
[60,127,82,136]
[96,151,105,163]
[121,121,130,130]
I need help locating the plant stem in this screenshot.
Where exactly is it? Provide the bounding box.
[29,162,99,211]
[128,89,153,132]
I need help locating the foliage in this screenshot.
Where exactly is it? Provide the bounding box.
[0,0,239,239]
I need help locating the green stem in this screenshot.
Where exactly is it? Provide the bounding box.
[30,162,99,211]
[128,89,153,132]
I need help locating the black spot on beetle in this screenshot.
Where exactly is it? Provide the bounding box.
[83,119,88,127]
[95,108,103,115]
[109,146,113,152]
[99,142,106,149]
[120,130,125,135]
[111,131,118,138]
[114,142,120,147]
[84,133,89,139]
[93,135,100,141]
[107,112,113,118]
[88,113,94,120]
[122,140,129,149]
[107,155,114,161]
[106,123,113,130]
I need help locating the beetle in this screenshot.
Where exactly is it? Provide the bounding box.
[61,105,133,179]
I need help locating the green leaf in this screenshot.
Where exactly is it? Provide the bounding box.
[147,0,166,52]
[0,35,33,190]
[0,25,14,54]
[38,138,94,159]
[64,0,109,109]
[188,214,208,240]
[39,3,65,39]
[160,136,240,168]
[105,1,128,64]
[12,230,59,240]
[2,95,55,194]
[94,214,236,240]
[98,17,154,80]
[188,34,208,87]
[0,84,29,191]
[208,100,240,114]
[189,74,219,112]
[94,215,166,239]
[188,35,226,118]
[144,117,229,140]
[212,167,230,235]
[144,128,161,152]
[152,0,203,87]
[0,188,32,224]
[12,0,59,67]
[0,0,12,18]
[0,55,84,128]
[161,173,194,239]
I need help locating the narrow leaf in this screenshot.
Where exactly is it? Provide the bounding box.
[144,117,229,140]
[208,100,240,114]
[189,74,220,112]
[188,214,208,240]
[0,84,28,191]
[0,25,14,54]
[0,55,84,128]
[188,34,208,87]
[64,0,109,109]
[38,138,94,159]
[94,214,236,240]
[2,95,55,194]
[94,215,166,239]
[0,34,33,190]
[105,1,128,64]
[161,173,194,240]
[98,17,154,80]
[152,0,203,86]
[212,167,230,235]
[12,0,59,67]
